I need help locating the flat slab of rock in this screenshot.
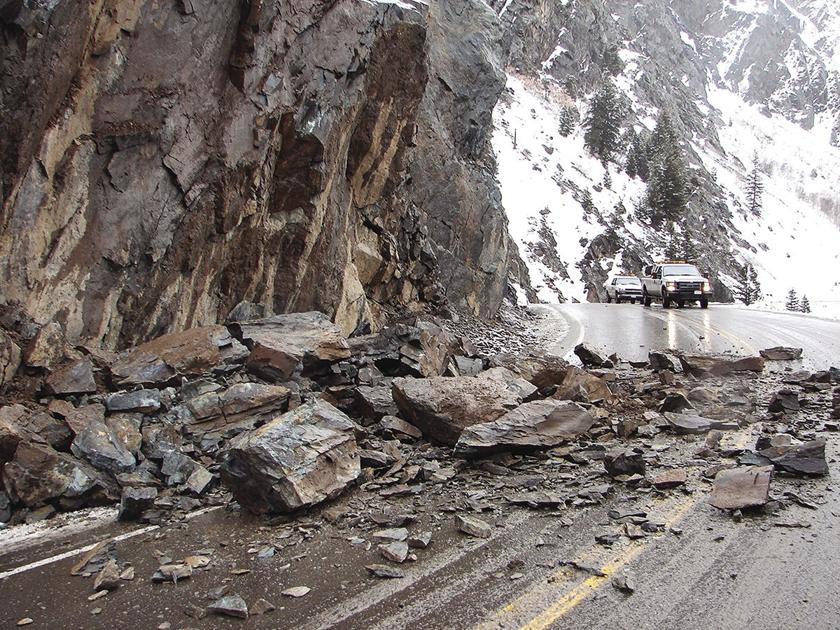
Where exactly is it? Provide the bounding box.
[490,352,569,389]
[220,399,360,513]
[185,382,289,436]
[678,354,765,377]
[652,468,687,489]
[664,412,737,434]
[231,312,350,381]
[111,325,247,386]
[208,594,248,619]
[392,368,534,445]
[454,400,596,457]
[379,416,422,440]
[759,439,828,476]
[709,466,772,510]
[768,390,800,413]
[105,390,161,414]
[760,347,803,361]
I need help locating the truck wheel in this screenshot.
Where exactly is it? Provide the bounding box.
[700,299,709,309]
[616,296,622,304]
[606,294,612,303]
[678,300,685,308]
[643,290,651,307]
[662,293,671,309]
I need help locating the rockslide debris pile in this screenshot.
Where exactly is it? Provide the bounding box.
[0,315,836,532]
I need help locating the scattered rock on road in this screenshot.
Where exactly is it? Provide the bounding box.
[759,439,828,476]
[454,400,595,457]
[574,343,606,368]
[456,514,493,538]
[679,355,765,377]
[208,594,249,619]
[220,399,360,514]
[760,347,803,361]
[709,466,773,510]
[366,564,405,579]
[604,449,646,477]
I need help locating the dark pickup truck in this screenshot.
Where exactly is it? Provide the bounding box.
[641,262,713,309]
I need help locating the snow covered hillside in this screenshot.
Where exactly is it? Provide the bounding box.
[490,0,840,318]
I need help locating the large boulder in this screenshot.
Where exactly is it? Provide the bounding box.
[220,399,360,514]
[3,442,117,508]
[759,439,828,476]
[678,354,765,378]
[454,400,596,457]
[392,368,535,445]
[230,312,351,381]
[44,358,97,395]
[111,325,247,387]
[759,347,803,361]
[71,420,137,473]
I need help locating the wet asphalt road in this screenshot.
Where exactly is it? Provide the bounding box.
[1,303,839,630]
[547,303,840,370]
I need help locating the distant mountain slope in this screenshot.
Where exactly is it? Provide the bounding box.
[490,0,840,317]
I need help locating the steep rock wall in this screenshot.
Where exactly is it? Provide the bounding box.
[0,0,529,349]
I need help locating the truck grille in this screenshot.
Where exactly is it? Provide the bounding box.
[678,282,702,291]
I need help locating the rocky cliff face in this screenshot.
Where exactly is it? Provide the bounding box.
[0,0,529,350]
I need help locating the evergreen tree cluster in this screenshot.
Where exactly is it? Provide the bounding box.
[734,264,761,305]
[786,289,812,313]
[559,106,578,137]
[646,113,690,225]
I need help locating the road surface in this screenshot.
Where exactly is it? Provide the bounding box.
[547,303,840,370]
[1,304,838,629]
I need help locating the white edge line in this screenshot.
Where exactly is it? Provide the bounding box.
[0,506,222,581]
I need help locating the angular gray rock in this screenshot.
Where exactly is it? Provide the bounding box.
[456,514,492,538]
[44,358,97,395]
[392,368,533,445]
[553,367,614,404]
[709,466,772,510]
[574,343,605,368]
[759,439,828,476]
[664,412,737,435]
[220,399,360,514]
[356,386,399,423]
[659,393,694,414]
[118,487,158,521]
[231,312,351,381]
[759,347,803,361]
[603,450,646,477]
[105,390,161,414]
[454,400,596,457]
[768,390,800,414]
[71,420,136,473]
[379,416,423,440]
[491,352,570,389]
[678,355,765,378]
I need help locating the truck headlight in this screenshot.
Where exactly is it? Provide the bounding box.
[666,282,677,291]
[703,281,711,292]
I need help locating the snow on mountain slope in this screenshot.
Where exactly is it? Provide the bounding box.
[701,85,840,317]
[493,73,646,303]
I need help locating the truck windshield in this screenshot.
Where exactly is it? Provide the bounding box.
[616,278,641,285]
[662,265,701,277]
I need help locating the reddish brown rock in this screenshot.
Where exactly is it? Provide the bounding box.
[1,330,21,386]
[185,383,290,436]
[23,323,79,371]
[0,404,28,463]
[111,326,247,386]
[652,468,687,490]
[709,466,772,510]
[678,354,765,378]
[553,367,614,404]
[232,312,351,381]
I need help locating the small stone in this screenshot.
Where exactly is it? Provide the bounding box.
[407,531,432,549]
[371,528,408,542]
[612,573,635,594]
[17,619,34,627]
[652,469,687,490]
[93,559,121,591]
[120,566,135,581]
[281,586,311,598]
[456,514,492,538]
[88,590,109,601]
[379,541,409,563]
[208,594,249,619]
[365,564,405,579]
[251,598,275,615]
[152,563,192,583]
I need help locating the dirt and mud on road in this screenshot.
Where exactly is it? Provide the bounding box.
[1,305,839,629]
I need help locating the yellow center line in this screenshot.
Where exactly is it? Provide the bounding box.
[476,428,755,630]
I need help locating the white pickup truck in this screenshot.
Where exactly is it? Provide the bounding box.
[641,262,713,309]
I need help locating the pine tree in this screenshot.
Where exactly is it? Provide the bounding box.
[785,288,800,311]
[603,164,613,189]
[745,152,764,215]
[800,295,811,313]
[559,106,577,137]
[625,130,650,181]
[734,264,761,305]
[679,229,698,261]
[646,112,689,225]
[580,189,595,214]
[584,81,624,163]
